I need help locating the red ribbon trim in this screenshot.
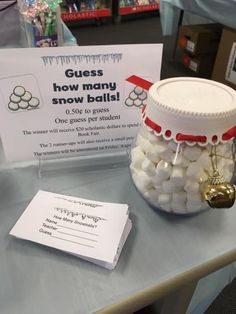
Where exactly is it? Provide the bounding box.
[144,116,162,133]
[144,115,236,143]
[144,115,207,143]
[222,126,236,140]
[126,75,153,91]
[176,133,207,143]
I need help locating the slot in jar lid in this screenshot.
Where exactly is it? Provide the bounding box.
[144,77,236,145]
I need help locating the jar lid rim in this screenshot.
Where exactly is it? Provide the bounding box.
[145,77,236,146]
[149,77,236,118]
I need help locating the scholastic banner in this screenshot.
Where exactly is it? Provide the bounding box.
[0,44,162,162]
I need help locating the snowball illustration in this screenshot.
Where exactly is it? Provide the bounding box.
[21,91,32,102]
[13,86,25,97]
[125,85,148,108]
[129,91,138,100]
[134,86,143,95]
[29,97,39,108]
[125,98,134,107]
[8,86,40,112]
[10,93,21,103]
[18,100,29,109]
[8,102,19,111]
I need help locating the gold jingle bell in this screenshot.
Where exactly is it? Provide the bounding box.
[201,170,235,208]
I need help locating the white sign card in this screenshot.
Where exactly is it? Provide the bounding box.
[0,44,162,162]
[10,190,131,269]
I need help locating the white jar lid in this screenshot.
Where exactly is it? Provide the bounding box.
[144,77,236,145]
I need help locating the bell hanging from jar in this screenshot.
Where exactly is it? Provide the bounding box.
[201,170,235,208]
[201,146,235,208]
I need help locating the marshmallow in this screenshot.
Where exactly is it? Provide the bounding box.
[150,142,175,162]
[224,159,235,173]
[131,146,145,169]
[184,180,200,194]
[217,158,226,173]
[162,180,182,193]
[196,150,211,168]
[153,184,165,193]
[133,171,153,192]
[151,174,164,185]
[217,144,227,155]
[146,147,161,163]
[141,158,156,176]
[183,146,202,161]
[224,170,233,182]
[139,139,153,154]
[160,149,175,163]
[130,130,235,214]
[130,164,138,175]
[158,193,172,204]
[160,203,171,212]
[198,170,208,183]
[170,166,186,186]
[171,202,187,214]
[147,142,166,157]
[186,202,204,213]
[147,132,160,144]
[136,134,147,148]
[144,189,158,201]
[172,191,187,203]
[167,141,179,152]
[187,193,203,205]
[205,145,213,153]
[172,153,189,167]
[186,162,203,180]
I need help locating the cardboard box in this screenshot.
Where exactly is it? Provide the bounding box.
[181,53,216,78]
[212,27,236,90]
[178,23,222,56]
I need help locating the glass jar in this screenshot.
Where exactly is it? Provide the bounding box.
[130,77,236,214]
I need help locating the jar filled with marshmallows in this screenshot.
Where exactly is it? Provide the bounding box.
[130,77,236,214]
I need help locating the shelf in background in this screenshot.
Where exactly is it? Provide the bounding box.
[119,3,159,15]
[61,8,111,21]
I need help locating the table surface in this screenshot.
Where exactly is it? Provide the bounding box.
[160,0,236,36]
[1,150,236,314]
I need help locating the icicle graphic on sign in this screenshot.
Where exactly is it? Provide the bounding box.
[41,54,123,66]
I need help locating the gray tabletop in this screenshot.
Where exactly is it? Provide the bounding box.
[1,151,236,314]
